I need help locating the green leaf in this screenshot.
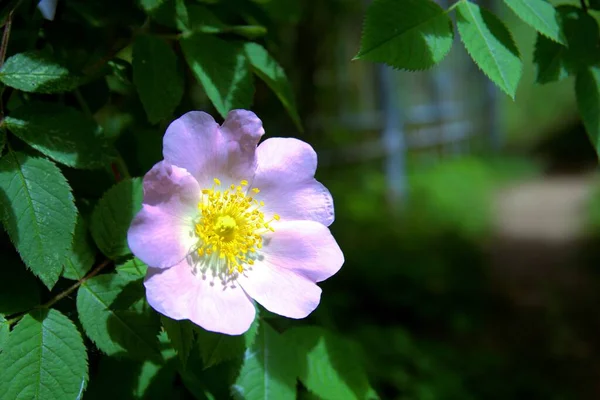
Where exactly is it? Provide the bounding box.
[196,317,259,368]
[161,316,195,367]
[503,0,564,44]
[181,33,254,118]
[0,127,5,155]
[456,1,522,99]
[354,0,454,71]
[133,35,184,124]
[591,0,600,10]
[0,253,40,316]
[4,102,110,169]
[0,151,76,288]
[77,272,162,361]
[142,0,189,30]
[186,5,267,38]
[0,309,88,400]
[90,178,143,259]
[62,215,96,280]
[116,257,148,278]
[576,67,600,156]
[232,323,297,400]
[533,34,568,84]
[283,327,375,400]
[244,43,302,131]
[0,315,8,352]
[0,52,82,93]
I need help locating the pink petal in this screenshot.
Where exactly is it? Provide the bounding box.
[144,261,256,335]
[163,110,264,185]
[128,162,199,269]
[238,220,344,318]
[251,138,334,226]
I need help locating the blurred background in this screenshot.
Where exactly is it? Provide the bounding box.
[249,0,600,398]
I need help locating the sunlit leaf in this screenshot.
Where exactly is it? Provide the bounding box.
[503,0,564,44]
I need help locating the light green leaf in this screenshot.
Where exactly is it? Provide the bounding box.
[4,102,110,169]
[181,33,254,118]
[503,0,564,44]
[116,257,148,278]
[0,253,40,315]
[456,1,522,99]
[533,34,568,84]
[196,317,259,368]
[283,327,376,400]
[354,0,454,71]
[77,272,162,361]
[0,52,82,93]
[0,151,76,288]
[133,35,183,124]
[232,323,297,400]
[90,178,143,259]
[162,316,195,367]
[0,315,8,352]
[62,215,96,280]
[244,43,302,131]
[576,67,600,156]
[0,309,88,400]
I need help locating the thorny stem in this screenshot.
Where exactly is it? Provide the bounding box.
[6,259,113,327]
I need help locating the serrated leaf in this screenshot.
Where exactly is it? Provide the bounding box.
[0,51,82,93]
[116,257,148,278]
[0,309,88,400]
[0,253,40,315]
[196,317,259,368]
[244,43,302,131]
[354,0,454,71]
[4,102,110,169]
[576,67,600,156]
[133,35,183,124]
[503,0,564,44]
[533,34,568,84]
[456,1,522,99]
[283,327,375,400]
[77,273,162,361]
[0,315,8,352]
[62,215,96,280]
[90,178,143,259]
[232,323,297,400]
[162,316,195,367]
[181,33,254,118]
[0,151,76,288]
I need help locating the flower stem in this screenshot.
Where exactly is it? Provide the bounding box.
[6,259,112,327]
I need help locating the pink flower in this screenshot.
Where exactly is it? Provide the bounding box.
[127,110,344,335]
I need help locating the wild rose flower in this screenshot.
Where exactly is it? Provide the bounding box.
[127,110,344,335]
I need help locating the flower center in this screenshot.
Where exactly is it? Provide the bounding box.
[193,178,279,281]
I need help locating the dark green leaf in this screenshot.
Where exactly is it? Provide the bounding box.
[245,43,302,131]
[62,215,96,280]
[0,151,76,288]
[354,0,454,70]
[133,35,184,124]
[456,1,522,98]
[232,323,297,400]
[283,327,376,400]
[0,52,82,93]
[162,316,195,367]
[0,127,5,155]
[142,0,189,30]
[90,178,143,259]
[4,102,110,169]
[591,0,600,10]
[0,315,8,352]
[503,0,564,44]
[196,317,259,368]
[77,272,162,361]
[533,33,569,84]
[0,309,88,400]
[576,67,600,156]
[181,33,254,118]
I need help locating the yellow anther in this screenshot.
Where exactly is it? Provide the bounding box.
[240,180,248,186]
[273,214,281,221]
[252,188,260,194]
[213,178,221,185]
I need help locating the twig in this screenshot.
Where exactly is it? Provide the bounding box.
[581,0,588,12]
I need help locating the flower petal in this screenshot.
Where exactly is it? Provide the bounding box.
[128,161,199,269]
[251,138,334,226]
[163,110,264,185]
[145,261,256,335]
[238,220,344,318]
